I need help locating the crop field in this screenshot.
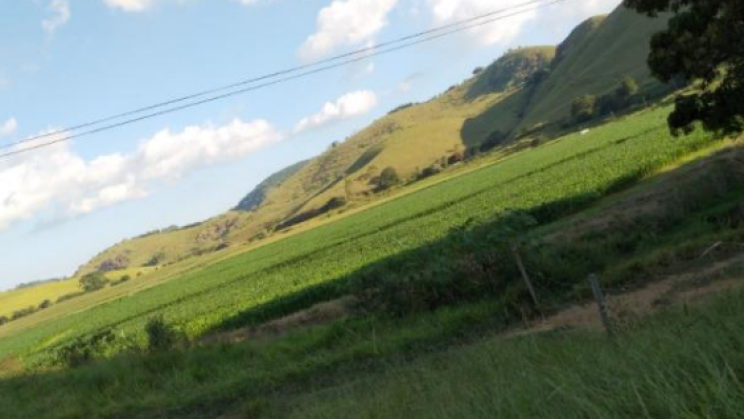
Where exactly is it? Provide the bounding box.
[0,105,720,364]
[0,268,153,319]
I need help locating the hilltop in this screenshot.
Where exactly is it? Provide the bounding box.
[78,5,671,275]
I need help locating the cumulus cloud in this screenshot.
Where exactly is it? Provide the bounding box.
[427,0,539,46]
[42,0,71,35]
[0,119,281,230]
[0,118,17,139]
[294,90,378,133]
[299,0,399,62]
[0,89,377,231]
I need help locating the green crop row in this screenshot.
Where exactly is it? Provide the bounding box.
[0,105,719,364]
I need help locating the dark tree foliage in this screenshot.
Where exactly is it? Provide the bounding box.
[571,95,598,123]
[377,167,401,190]
[624,0,744,135]
[79,272,109,293]
[617,76,640,101]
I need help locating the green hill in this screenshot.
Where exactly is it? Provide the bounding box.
[234,160,309,212]
[77,5,673,275]
[516,7,671,133]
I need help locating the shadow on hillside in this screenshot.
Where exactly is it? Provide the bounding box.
[459,91,529,149]
[206,142,744,336]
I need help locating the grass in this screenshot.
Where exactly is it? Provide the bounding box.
[276,287,744,419]
[0,105,723,366]
[518,7,670,133]
[1,261,743,419]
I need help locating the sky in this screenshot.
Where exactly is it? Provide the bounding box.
[0,0,622,290]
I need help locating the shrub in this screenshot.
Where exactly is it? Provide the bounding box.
[447,152,464,166]
[144,252,166,268]
[11,307,37,321]
[79,272,109,293]
[571,94,598,124]
[145,316,180,352]
[0,316,8,326]
[377,167,401,191]
[57,329,119,367]
[617,76,639,102]
[38,300,53,310]
[57,291,86,303]
[111,275,132,286]
[419,165,441,179]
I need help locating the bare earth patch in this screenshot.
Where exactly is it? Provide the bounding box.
[512,254,744,337]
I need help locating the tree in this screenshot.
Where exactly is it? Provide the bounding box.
[79,272,109,293]
[616,76,640,101]
[377,167,401,190]
[571,94,598,124]
[624,0,744,135]
[0,316,9,326]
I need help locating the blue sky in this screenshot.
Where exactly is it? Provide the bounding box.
[0,0,620,289]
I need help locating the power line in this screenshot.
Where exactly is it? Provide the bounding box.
[1,0,569,160]
[8,0,554,150]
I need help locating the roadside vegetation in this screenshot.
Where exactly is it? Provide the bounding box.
[1,3,743,417]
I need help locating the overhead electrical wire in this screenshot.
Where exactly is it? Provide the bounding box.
[1,0,569,160]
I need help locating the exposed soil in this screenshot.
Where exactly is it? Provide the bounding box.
[509,254,744,338]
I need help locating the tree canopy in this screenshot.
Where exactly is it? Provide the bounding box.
[624,0,744,135]
[79,272,109,293]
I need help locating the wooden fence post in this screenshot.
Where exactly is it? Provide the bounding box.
[588,274,613,337]
[512,244,538,306]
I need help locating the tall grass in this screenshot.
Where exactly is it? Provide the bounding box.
[280,290,744,419]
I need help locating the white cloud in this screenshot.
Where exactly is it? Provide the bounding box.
[299,0,399,62]
[0,88,377,231]
[138,119,282,180]
[0,119,282,230]
[295,90,378,133]
[427,0,539,46]
[42,0,71,35]
[104,0,161,12]
[0,118,17,138]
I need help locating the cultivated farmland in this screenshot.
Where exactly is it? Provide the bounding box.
[0,105,721,364]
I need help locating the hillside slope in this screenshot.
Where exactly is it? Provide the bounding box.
[516,7,671,133]
[78,5,671,274]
